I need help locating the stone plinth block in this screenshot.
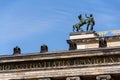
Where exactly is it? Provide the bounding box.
[70,31,98,39]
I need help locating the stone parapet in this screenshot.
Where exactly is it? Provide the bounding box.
[70,31,98,39]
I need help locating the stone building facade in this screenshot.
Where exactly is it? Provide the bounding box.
[0,31,120,80]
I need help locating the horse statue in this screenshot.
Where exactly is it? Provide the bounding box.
[72,14,95,32]
[73,14,86,32]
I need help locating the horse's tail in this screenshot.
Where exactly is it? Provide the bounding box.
[73,25,75,32]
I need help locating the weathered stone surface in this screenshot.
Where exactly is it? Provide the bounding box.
[1,32,120,80]
[96,75,111,80]
[66,76,81,80]
[68,34,120,50]
[0,64,120,80]
[0,46,120,63]
[78,42,99,49]
[70,32,98,39]
[107,41,120,47]
[38,78,51,80]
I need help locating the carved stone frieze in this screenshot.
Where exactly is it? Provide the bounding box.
[38,78,51,80]
[0,54,120,71]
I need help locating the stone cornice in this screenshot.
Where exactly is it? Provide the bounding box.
[0,46,119,72]
[67,35,120,43]
[0,46,120,63]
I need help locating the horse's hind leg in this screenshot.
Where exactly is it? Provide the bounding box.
[79,27,83,32]
[76,27,79,32]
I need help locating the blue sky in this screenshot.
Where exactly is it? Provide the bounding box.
[0,0,120,55]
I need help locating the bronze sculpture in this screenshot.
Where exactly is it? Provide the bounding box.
[73,14,86,32]
[73,14,95,32]
[85,14,95,31]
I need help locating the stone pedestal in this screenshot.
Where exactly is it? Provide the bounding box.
[67,31,99,50]
[69,31,98,39]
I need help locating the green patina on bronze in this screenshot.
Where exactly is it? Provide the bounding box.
[73,14,95,32]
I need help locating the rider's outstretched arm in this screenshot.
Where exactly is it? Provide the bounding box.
[85,14,88,18]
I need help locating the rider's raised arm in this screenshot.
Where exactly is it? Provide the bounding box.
[85,14,89,18]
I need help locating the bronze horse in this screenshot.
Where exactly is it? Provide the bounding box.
[73,14,95,32]
[73,21,86,32]
[73,14,86,32]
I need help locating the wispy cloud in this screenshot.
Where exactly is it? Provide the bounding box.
[0,0,120,54]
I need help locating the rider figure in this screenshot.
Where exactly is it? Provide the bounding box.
[85,14,95,31]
